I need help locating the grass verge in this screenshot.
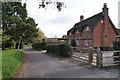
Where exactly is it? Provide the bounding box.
[2,49,24,79]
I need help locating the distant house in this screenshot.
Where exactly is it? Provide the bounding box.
[67,3,119,48]
[45,38,58,45]
[62,35,68,40]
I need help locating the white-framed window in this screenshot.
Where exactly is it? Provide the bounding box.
[76,40,80,45]
[86,26,90,31]
[85,40,89,46]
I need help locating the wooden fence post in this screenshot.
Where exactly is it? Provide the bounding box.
[96,47,103,68]
[89,47,93,64]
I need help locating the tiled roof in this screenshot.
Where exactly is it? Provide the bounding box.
[67,12,118,35]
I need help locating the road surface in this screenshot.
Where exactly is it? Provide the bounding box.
[19,48,119,78]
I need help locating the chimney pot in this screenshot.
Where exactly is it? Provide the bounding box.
[80,15,84,22]
[102,3,108,15]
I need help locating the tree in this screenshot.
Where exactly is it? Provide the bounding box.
[2,2,38,49]
[37,29,46,42]
[25,0,66,11]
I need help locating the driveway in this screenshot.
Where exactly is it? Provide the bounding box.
[19,48,119,78]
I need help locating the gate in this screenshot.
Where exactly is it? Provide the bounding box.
[69,47,97,65]
[96,50,120,67]
[69,47,120,67]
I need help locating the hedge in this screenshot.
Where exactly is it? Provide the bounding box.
[32,42,46,50]
[113,41,120,50]
[46,44,71,57]
[2,42,13,50]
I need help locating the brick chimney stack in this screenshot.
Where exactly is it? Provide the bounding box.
[80,15,84,22]
[101,3,109,47]
[102,3,109,16]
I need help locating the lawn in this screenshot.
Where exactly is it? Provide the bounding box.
[2,49,24,79]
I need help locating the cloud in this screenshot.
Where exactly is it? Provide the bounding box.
[48,14,73,25]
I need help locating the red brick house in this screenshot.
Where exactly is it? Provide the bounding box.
[67,3,119,49]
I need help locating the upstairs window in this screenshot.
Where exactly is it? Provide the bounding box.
[85,40,89,46]
[86,26,90,31]
[75,30,79,34]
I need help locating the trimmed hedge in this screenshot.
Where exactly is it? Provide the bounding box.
[46,44,71,57]
[32,42,46,50]
[2,42,12,50]
[113,41,120,50]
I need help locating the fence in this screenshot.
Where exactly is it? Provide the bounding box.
[70,47,120,68]
[96,50,120,67]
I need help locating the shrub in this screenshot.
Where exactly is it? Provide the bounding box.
[58,44,70,57]
[2,41,13,50]
[58,40,67,44]
[39,42,46,50]
[70,39,76,47]
[46,44,70,57]
[2,43,5,50]
[32,42,46,50]
[113,41,120,50]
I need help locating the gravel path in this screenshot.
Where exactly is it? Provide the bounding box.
[19,48,119,78]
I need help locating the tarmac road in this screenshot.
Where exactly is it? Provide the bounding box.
[19,48,119,78]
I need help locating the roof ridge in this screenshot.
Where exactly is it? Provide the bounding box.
[77,12,103,24]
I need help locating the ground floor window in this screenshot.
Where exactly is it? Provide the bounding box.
[76,40,80,45]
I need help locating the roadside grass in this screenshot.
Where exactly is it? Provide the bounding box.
[2,49,24,79]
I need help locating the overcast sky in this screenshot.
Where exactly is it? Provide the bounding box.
[22,0,119,38]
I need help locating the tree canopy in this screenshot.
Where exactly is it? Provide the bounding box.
[24,0,66,11]
[2,2,38,43]
[37,29,46,42]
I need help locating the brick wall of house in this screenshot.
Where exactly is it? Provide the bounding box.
[94,19,116,47]
[102,19,116,47]
[71,28,93,48]
[94,21,103,47]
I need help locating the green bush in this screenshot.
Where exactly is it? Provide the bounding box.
[46,44,70,57]
[32,42,46,50]
[113,41,120,50]
[2,41,13,50]
[58,44,70,57]
[70,39,76,47]
[39,42,46,50]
